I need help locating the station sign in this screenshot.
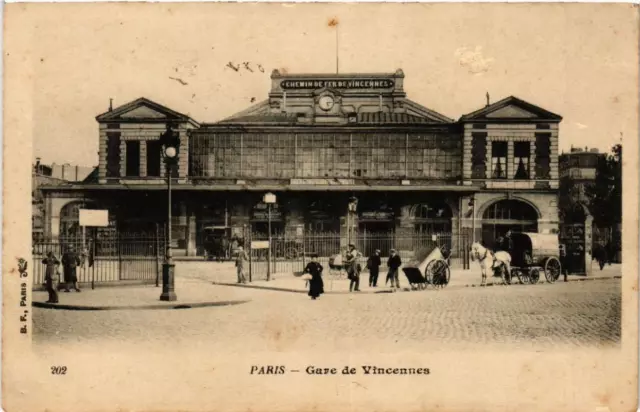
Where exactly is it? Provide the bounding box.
[280,79,395,90]
[251,241,270,249]
[79,209,109,227]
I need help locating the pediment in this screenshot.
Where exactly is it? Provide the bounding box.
[96,97,197,124]
[485,105,537,119]
[460,96,562,122]
[120,105,168,119]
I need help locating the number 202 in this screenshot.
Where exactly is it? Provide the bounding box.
[51,366,67,375]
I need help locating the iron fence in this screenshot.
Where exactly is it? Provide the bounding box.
[32,234,164,290]
[246,231,470,281]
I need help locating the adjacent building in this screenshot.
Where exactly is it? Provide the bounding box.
[38,69,562,257]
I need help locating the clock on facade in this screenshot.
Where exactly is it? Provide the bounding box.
[318,95,335,111]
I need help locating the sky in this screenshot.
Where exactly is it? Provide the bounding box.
[10,3,637,167]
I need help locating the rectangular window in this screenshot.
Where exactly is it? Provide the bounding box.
[125,141,140,177]
[535,133,551,179]
[471,132,487,179]
[491,141,508,179]
[146,140,162,177]
[106,132,121,177]
[513,141,530,179]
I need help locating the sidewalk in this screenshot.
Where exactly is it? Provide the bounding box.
[210,263,623,294]
[32,276,250,311]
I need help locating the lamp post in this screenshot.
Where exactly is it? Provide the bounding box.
[469,195,476,244]
[347,196,358,246]
[159,123,180,301]
[263,192,276,281]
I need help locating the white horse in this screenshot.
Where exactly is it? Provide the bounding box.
[470,242,512,286]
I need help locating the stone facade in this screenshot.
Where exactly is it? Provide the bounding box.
[39,71,562,259]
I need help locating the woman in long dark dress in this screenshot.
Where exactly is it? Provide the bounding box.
[303,257,324,300]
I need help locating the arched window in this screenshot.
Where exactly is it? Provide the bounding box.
[481,199,538,248]
[413,202,452,235]
[59,201,95,239]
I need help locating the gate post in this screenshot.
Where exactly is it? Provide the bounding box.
[248,228,252,283]
[155,223,160,287]
[117,229,122,281]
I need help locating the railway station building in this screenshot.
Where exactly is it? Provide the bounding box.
[39,69,561,258]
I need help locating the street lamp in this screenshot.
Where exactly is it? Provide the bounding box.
[468,195,476,244]
[159,123,180,301]
[263,192,276,281]
[347,196,358,246]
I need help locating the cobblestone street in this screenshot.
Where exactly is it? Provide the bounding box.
[33,277,621,352]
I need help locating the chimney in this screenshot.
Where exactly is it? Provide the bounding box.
[34,157,41,174]
[109,98,113,112]
[486,92,490,107]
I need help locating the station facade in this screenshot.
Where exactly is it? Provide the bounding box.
[40,69,561,257]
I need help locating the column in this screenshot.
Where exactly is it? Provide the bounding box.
[140,140,147,178]
[485,139,492,179]
[530,138,537,179]
[507,140,514,179]
[186,212,197,256]
[119,139,127,178]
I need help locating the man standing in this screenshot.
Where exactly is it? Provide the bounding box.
[42,251,60,303]
[61,245,82,292]
[387,249,402,290]
[345,243,362,292]
[367,249,382,287]
[235,245,249,283]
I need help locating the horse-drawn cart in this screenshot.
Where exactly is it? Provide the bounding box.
[402,246,451,290]
[508,232,562,284]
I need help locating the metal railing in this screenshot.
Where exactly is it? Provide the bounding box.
[32,234,164,290]
[245,231,470,281]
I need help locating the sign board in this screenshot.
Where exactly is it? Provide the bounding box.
[431,234,438,241]
[79,209,109,227]
[360,211,394,221]
[252,202,282,221]
[251,241,270,249]
[280,79,394,90]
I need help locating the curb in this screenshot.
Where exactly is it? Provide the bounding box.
[32,299,250,311]
[212,275,621,294]
[212,281,393,295]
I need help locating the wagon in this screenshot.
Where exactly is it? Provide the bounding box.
[508,232,562,284]
[402,246,451,290]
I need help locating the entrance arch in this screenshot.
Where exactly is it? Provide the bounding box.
[481,199,539,249]
[59,201,98,238]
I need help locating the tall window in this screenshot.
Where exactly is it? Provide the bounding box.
[513,142,530,179]
[471,132,487,179]
[106,132,121,177]
[535,133,551,179]
[491,141,507,179]
[146,140,162,177]
[125,141,141,177]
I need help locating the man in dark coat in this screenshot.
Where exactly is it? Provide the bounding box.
[367,249,382,287]
[386,249,402,289]
[61,245,82,292]
[303,255,324,300]
[42,251,60,303]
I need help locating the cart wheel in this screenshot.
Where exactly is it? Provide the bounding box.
[424,262,434,287]
[428,260,450,289]
[544,258,561,283]
[530,269,540,284]
[284,247,298,260]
